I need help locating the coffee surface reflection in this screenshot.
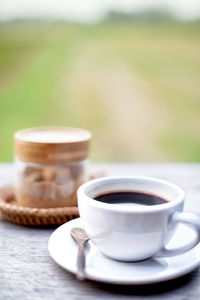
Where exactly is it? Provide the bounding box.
[94,191,169,206]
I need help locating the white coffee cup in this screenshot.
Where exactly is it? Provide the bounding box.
[78,176,200,262]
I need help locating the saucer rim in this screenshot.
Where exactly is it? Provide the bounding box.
[48,218,200,285]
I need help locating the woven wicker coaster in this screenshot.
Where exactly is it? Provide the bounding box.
[0,170,105,227]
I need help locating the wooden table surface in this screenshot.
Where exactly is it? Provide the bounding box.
[1,163,200,300]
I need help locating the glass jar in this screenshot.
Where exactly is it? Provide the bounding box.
[14,127,91,208]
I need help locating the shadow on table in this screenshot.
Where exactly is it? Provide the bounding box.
[92,270,198,296]
[65,268,199,297]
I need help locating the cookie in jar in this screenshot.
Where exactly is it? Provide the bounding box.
[14,127,91,208]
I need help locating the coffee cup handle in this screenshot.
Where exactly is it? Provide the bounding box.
[157,212,200,257]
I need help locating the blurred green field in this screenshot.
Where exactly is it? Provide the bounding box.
[0,22,200,162]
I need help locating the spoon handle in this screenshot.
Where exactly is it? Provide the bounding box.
[76,241,86,280]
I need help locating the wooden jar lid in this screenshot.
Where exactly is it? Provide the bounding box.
[14,127,91,164]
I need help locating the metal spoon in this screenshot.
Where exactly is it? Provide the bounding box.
[70,227,89,280]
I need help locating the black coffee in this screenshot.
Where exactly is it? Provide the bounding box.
[94,191,168,206]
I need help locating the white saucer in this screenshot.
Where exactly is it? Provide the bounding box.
[48,218,200,285]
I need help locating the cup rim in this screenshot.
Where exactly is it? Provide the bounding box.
[77,176,185,213]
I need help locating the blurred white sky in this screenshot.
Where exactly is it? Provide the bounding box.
[0,0,200,22]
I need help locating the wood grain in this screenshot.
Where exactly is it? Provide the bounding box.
[0,163,200,299]
[14,127,91,164]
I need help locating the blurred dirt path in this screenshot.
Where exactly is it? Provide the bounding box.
[98,67,168,160]
[63,46,169,161]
